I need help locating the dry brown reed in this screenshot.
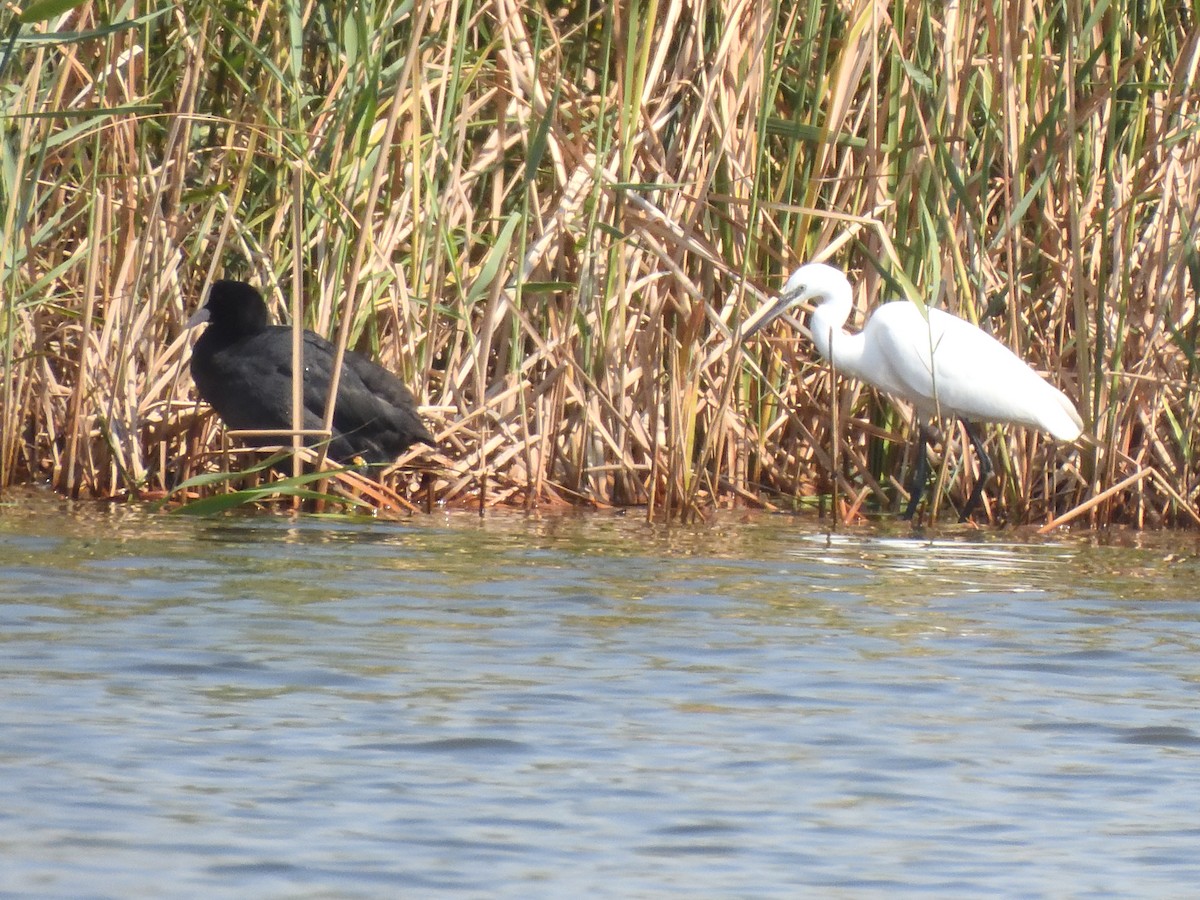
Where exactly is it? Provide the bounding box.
[2,0,1199,526]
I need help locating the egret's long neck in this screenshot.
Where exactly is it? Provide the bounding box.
[809,289,867,381]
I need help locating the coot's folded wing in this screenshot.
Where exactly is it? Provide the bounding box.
[297,332,433,463]
[342,348,434,443]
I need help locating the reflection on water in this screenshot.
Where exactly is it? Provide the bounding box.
[2,493,1200,896]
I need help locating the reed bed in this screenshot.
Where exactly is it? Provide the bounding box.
[2,0,1198,526]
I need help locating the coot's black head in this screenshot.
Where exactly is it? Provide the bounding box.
[189,280,271,339]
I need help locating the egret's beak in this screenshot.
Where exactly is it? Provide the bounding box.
[186,307,210,329]
[740,287,802,341]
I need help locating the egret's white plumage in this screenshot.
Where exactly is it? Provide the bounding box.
[744,262,1084,519]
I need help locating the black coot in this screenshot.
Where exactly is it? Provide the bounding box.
[188,280,434,464]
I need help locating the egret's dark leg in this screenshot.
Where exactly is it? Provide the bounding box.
[902,425,933,520]
[959,420,993,522]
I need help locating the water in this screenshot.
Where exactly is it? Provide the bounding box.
[2,497,1199,897]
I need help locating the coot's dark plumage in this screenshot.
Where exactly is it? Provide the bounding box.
[188,280,433,464]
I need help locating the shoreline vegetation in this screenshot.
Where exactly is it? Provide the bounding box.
[2,1,1198,527]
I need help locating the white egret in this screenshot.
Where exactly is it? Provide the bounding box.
[742,262,1084,521]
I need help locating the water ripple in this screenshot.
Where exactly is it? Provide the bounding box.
[1,507,1199,896]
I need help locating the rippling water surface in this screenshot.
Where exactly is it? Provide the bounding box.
[2,495,1199,897]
